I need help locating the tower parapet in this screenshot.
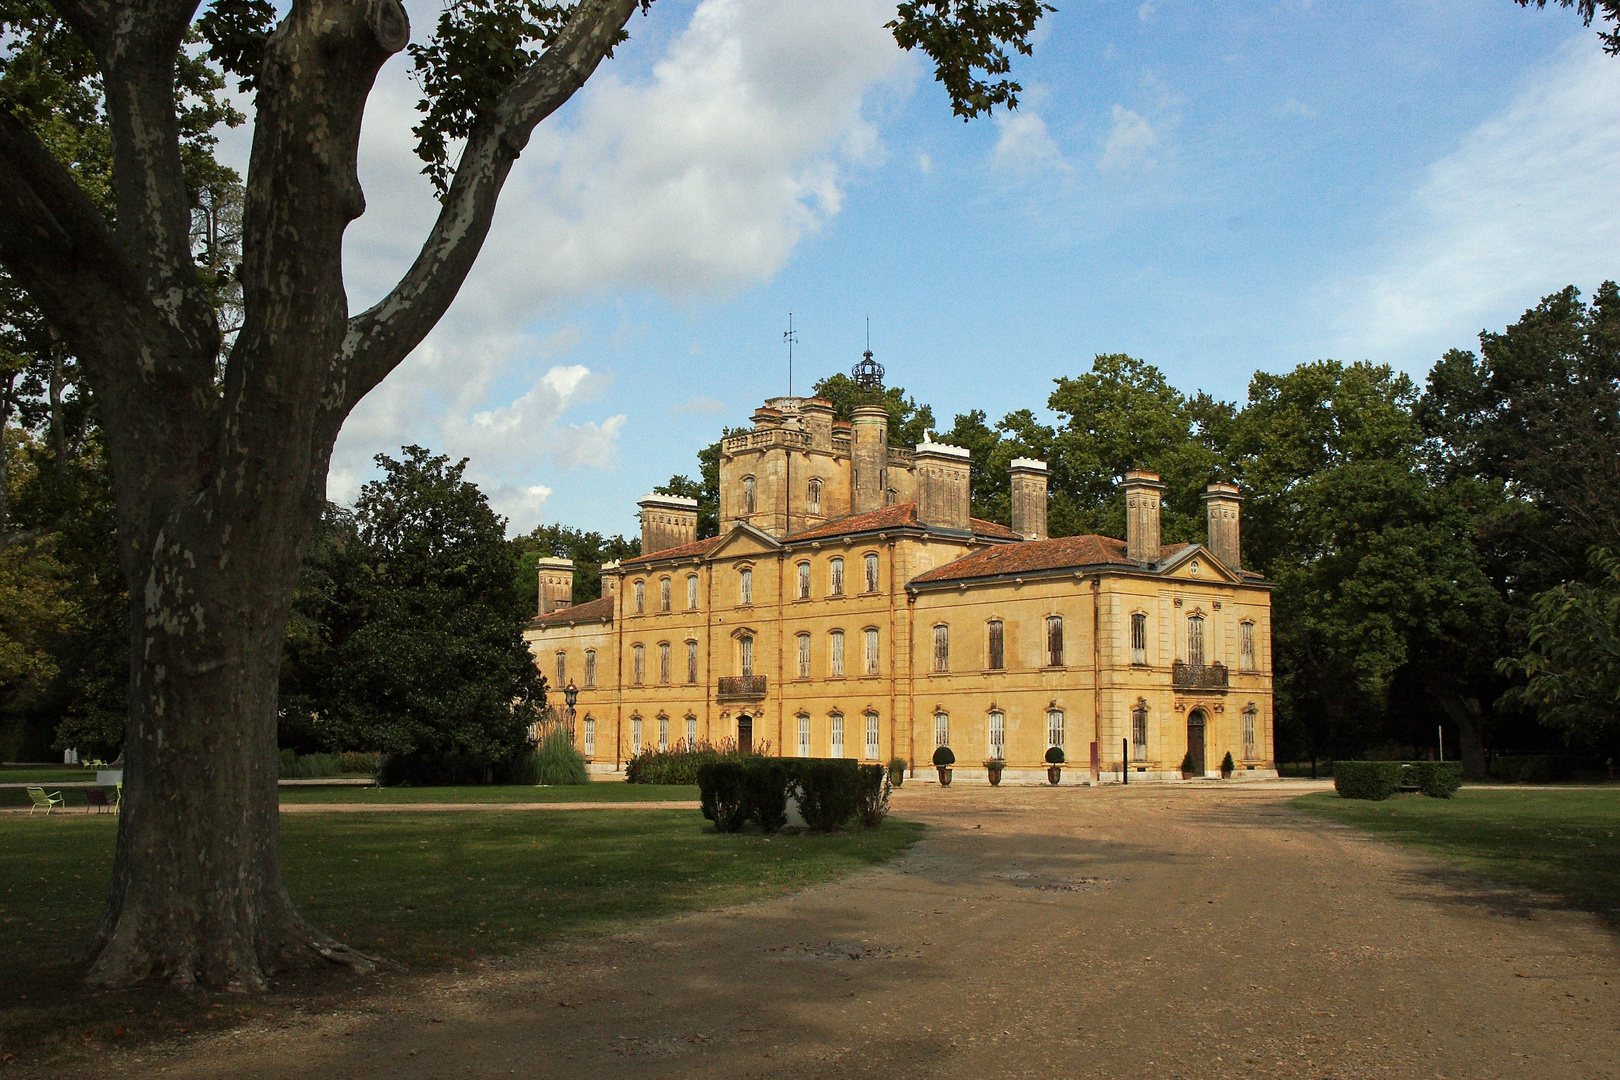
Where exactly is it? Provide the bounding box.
[639,494,698,556]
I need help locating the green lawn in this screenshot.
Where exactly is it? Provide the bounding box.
[0,767,95,784]
[1296,789,1620,922]
[275,782,698,804]
[0,807,921,1061]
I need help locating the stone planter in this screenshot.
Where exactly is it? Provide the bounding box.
[937,766,953,787]
[1047,765,1062,786]
[986,760,1005,787]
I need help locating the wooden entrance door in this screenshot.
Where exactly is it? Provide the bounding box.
[1186,712,1206,776]
[737,714,753,755]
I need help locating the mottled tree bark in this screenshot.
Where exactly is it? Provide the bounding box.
[1435,692,1488,782]
[0,0,640,989]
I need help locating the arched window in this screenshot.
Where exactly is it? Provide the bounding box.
[1130,612,1148,666]
[934,712,949,748]
[659,577,671,612]
[739,567,753,605]
[864,712,880,760]
[555,651,566,686]
[658,641,671,684]
[584,649,597,687]
[829,630,846,677]
[657,715,670,752]
[807,478,822,516]
[864,553,879,593]
[1240,621,1256,670]
[830,713,845,758]
[1047,708,1065,751]
[739,634,754,677]
[796,632,811,678]
[1243,704,1258,760]
[987,620,1004,670]
[797,561,811,599]
[864,627,880,675]
[633,579,645,614]
[1046,615,1064,667]
[829,557,845,595]
[686,715,698,750]
[631,715,643,754]
[1187,614,1206,669]
[686,640,698,684]
[1132,701,1148,761]
[742,475,756,514]
[687,574,699,610]
[933,624,950,672]
[584,716,596,757]
[987,710,1005,759]
[797,714,811,757]
[632,643,645,684]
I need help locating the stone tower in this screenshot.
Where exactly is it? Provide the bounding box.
[535,557,574,615]
[1201,482,1242,572]
[1122,469,1165,565]
[850,405,889,515]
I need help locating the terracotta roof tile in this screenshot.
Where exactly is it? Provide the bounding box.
[970,517,1018,540]
[786,503,921,542]
[620,535,724,567]
[528,595,614,628]
[911,534,1138,584]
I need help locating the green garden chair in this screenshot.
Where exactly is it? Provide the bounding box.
[27,787,65,815]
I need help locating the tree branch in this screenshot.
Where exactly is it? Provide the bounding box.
[331,0,641,422]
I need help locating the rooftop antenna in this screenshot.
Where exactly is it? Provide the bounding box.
[783,312,798,396]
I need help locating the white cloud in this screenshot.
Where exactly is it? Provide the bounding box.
[1098,105,1160,173]
[1330,36,1620,365]
[992,110,1070,176]
[917,152,933,174]
[672,395,728,415]
[1279,97,1317,119]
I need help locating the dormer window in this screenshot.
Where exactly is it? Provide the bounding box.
[742,475,756,515]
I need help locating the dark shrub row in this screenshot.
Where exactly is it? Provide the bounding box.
[278,749,380,779]
[626,741,762,785]
[697,758,889,832]
[1491,755,1580,784]
[377,747,539,786]
[1334,761,1463,801]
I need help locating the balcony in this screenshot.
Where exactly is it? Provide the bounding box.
[717,675,768,702]
[1172,661,1229,689]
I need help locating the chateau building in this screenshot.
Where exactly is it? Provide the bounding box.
[525,390,1275,783]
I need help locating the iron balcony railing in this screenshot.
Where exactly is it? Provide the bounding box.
[1172,661,1229,689]
[717,675,768,701]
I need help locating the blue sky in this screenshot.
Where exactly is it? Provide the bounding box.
[251,0,1620,537]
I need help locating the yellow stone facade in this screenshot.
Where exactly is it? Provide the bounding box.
[525,395,1275,783]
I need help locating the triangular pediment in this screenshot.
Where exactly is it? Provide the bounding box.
[703,523,782,562]
[1158,544,1242,583]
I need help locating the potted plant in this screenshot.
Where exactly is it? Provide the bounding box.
[888,757,907,789]
[932,745,955,786]
[985,758,1006,786]
[1220,751,1235,779]
[1045,746,1065,785]
[1180,752,1195,780]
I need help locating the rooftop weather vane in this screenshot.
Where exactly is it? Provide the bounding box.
[851,316,884,391]
[784,312,797,396]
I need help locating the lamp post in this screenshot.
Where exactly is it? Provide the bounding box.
[563,680,579,739]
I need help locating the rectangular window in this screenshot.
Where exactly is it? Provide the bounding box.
[555,652,566,687]
[1240,622,1255,670]
[634,580,644,614]
[934,713,949,748]
[797,715,810,757]
[658,716,669,752]
[1187,615,1205,669]
[686,716,697,750]
[988,711,1005,759]
[864,713,880,760]
[1132,705,1148,761]
[864,553,879,593]
[1046,616,1064,667]
[632,644,644,684]
[864,628,880,675]
[1243,707,1257,760]
[585,649,596,687]
[808,479,821,515]
[797,562,810,600]
[584,718,596,757]
[686,640,698,684]
[831,715,845,758]
[1047,709,1064,750]
[830,558,844,596]
[933,624,949,673]
[830,631,845,677]
[631,717,643,754]
[987,620,1004,670]
[658,642,671,684]
[687,574,699,610]
[739,568,752,605]
[1131,612,1147,666]
[740,635,754,678]
[659,577,671,612]
[797,633,811,678]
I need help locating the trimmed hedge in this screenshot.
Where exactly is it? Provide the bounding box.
[743,761,789,832]
[1409,761,1463,798]
[1334,760,1463,800]
[697,761,749,832]
[697,757,888,833]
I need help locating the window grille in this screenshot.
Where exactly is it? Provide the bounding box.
[988,710,1005,759]
[864,553,879,593]
[808,478,821,516]
[686,715,697,750]
[1243,706,1258,760]
[1187,614,1205,669]
[632,644,644,684]
[658,716,669,752]
[658,642,670,684]
[742,476,756,514]
[1131,612,1147,665]
[829,631,845,676]
[797,633,811,678]
[1240,622,1255,670]
[739,568,752,605]
[797,715,810,757]
[935,713,949,748]
[933,624,949,673]
[555,652,566,686]
[686,640,698,684]
[1047,709,1065,751]
[1132,703,1148,761]
[634,580,645,613]
[798,562,810,599]
[864,628,880,675]
[740,635,754,678]
[831,715,845,758]
[987,620,1004,670]
[829,557,844,595]
[585,649,596,687]
[1046,615,1064,667]
[584,717,596,757]
[687,574,699,610]
[631,717,643,754]
[864,713,880,760]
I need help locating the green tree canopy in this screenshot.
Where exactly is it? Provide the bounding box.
[513,522,639,606]
[811,373,936,448]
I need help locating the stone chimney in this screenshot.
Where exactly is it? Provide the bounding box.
[850,405,889,515]
[638,494,698,556]
[1009,458,1049,541]
[1122,469,1166,565]
[1201,482,1242,572]
[536,557,574,615]
[801,397,835,449]
[915,441,971,532]
[600,561,620,597]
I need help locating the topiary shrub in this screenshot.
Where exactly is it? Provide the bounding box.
[742,760,789,832]
[1180,752,1195,775]
[858,764,890,828]
[794,759,864,831]
[696,761,749,832]
[1220,751,1235,777]
[1045,746,1065,765]
[932,745,955,768]
[1333,760,1403,800]
[888,757,907,788]
[1408,761,1463,798]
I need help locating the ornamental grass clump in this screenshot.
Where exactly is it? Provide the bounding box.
[530,725,588,786]
[888,757,907,788]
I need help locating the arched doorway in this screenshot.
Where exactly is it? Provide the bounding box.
[1186,710,1207,777]
[737,713,753,755]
